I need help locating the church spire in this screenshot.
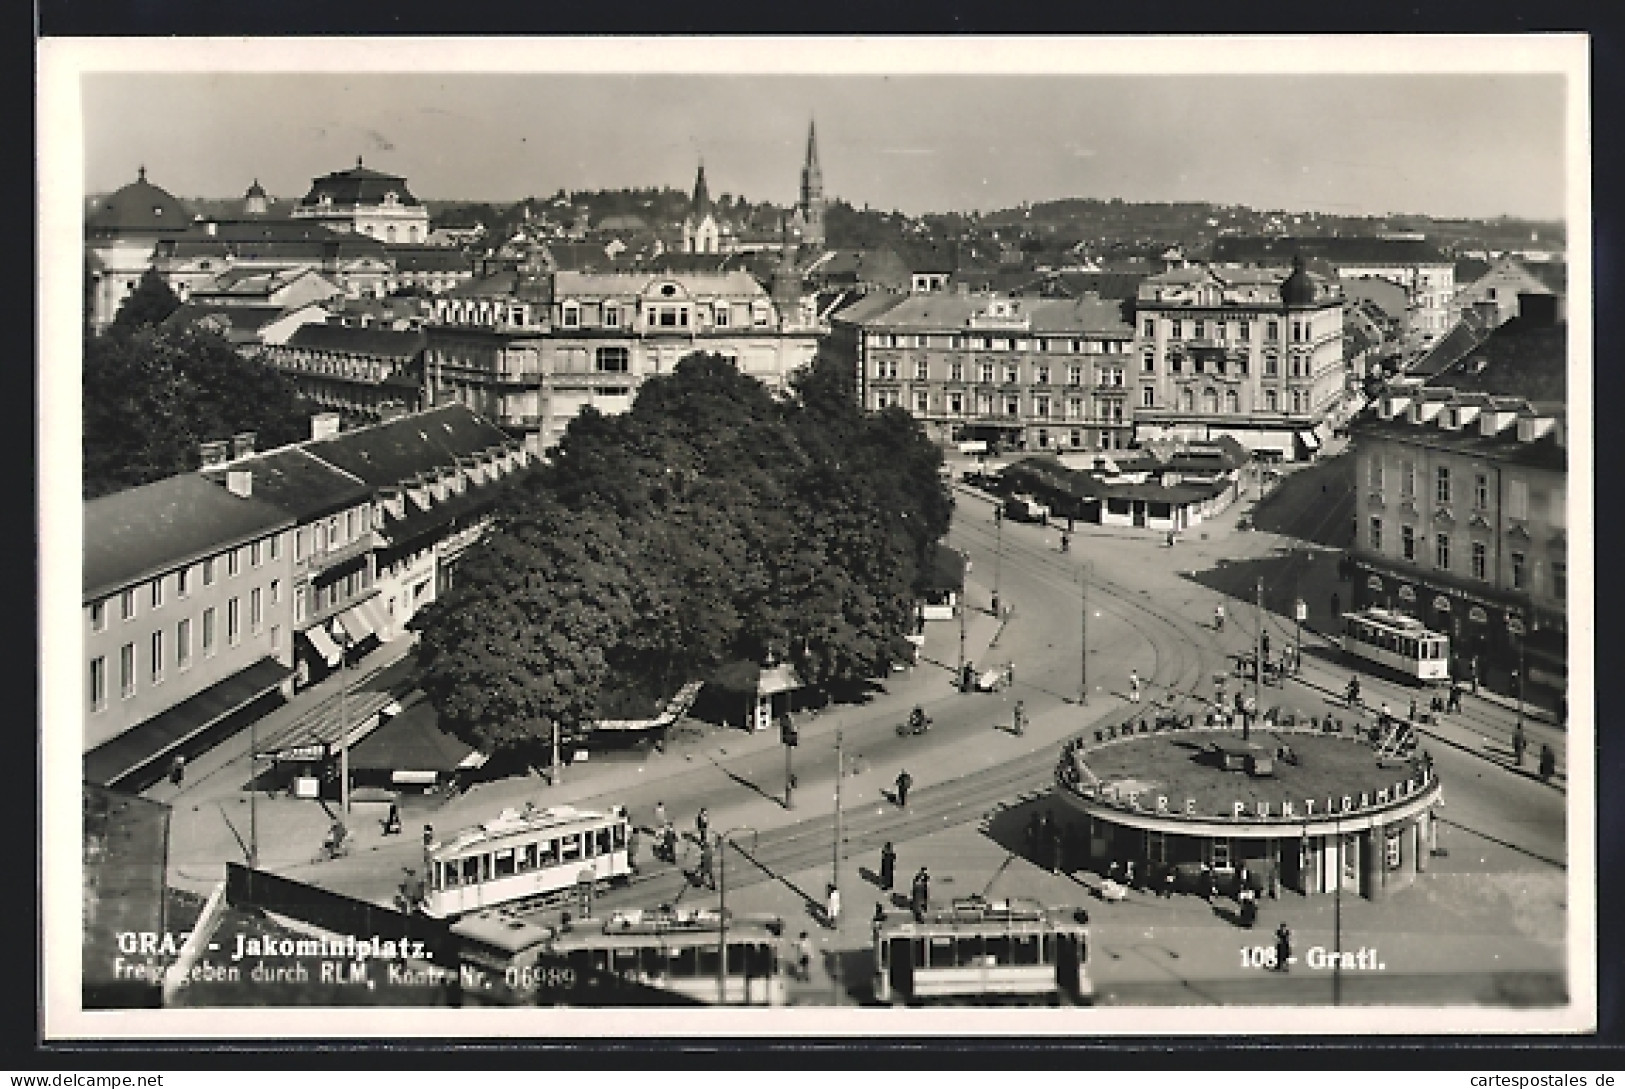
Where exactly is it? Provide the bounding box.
[691,160,713,220]
[798,120,825,248]
[805,120,820,177]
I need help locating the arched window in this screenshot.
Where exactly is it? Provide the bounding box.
[1180,387,1194,412]
[1224,389,1239,414]
[386,225,397,243]
[1265,389,1278,412]
[1202,387,1218,414]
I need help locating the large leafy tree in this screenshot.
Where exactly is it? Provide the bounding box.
[111,269,181,330]
[415,351,951,758]
[82,324,319,498]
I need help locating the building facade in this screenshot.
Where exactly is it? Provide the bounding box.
[291,158,430,243]
[1131,259,1346,461]
[1346,300,1567,707]
[84,168,193,331]
[426,269,820,453]
[260,323,426,421]
[84,471,297,790]
[836,292,1138,452]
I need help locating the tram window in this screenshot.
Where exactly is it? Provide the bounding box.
[1012,935,1041,966]
[562,834,583,862]
[494,847,516,878]
[584,831,597,858]
[697,947,720,976]
[984,934,1012,965]
[540,839,559,866]
[589,949,610,974]
[955,935,985,967]
[481,854,493,882]
[460,857,480,884]
[640,946,666,977]
[1042,935,1055,963]
[726,943,748,973]
[596,828,612,855]
[433,861,446,889]
[747,943,774,976]
[612,948,640,976]
[566,949,593,976]
[1400,637,1414,659]
[613,824,627,849]
[672,947,699,977]
[928,936,953,968]
[518,843,538,871]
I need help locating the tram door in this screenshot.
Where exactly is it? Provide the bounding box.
[889,938,916,999]
[1055,932,1081,997]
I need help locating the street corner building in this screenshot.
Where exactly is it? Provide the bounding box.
[1054,718,1443,901]
[1345,292,1568,711]
[82,405,530,795]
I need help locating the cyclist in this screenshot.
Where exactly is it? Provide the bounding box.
[908,705,928,734]
[1215,603,1226,631]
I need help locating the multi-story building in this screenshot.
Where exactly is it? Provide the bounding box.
[1346,294,1567,707]
[426,268,820,453]
[1131,258,1346,461]
[1212,235,1456,350]
[84,167,193,331]
[833,291,1138,452]
[291,158,430,243]
[152,217,396,302]
[83,469,296,791]
[260,323,426,422]
[1452,255,1558,330]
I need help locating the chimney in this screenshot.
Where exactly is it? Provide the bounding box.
[311,412,342,440]
[231,431,257,459]
[226,469,253,497]
[1517,292,1559,327]
[1471,300,1499,327]
[199,440,231,468]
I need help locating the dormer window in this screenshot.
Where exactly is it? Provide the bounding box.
[714,303,729,328]
[383,191,400,206]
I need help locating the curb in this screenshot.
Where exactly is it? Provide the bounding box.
[1411,723,1566,794]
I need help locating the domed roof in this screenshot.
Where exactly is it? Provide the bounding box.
[86,167,191,236]
[1278,252,1316,307]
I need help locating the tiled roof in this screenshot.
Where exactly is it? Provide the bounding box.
[1038,271,1148,302]
[163,303,288,344]
[1422,317,1567,404]
[1347,413,1565,472]
[1212,235,1449,266]
[85,473,294,599]
[553,270,767,298]
[285,324,426,359]
[303,404,512,488]
[85,172,192,237]
[1407,321,1485,378]
[1524,262,1567,295]
[385,245,476,274]
[827,291,909,325]
[201,446,372,522]
[850,293,1133,336]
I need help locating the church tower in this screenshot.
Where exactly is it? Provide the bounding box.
[798,120,825,248]
[683,161,720,254]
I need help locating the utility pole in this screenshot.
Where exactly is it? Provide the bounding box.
[1250,577,1263,742]
[1333,815,1343,1006]
[552,718,563,786]
[832,727,844,1007]
[338,631,351,816]
[248,701,258,868]
[957,591,967,691]
[716,828,758,1005]
[1079,563,1089,705]
[991,513,1003,618]
[782,715,796,810]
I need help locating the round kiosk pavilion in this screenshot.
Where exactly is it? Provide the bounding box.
[1054,712,1442,900]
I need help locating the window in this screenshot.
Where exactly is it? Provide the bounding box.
[1369,517,1383,551]
[1266,320,1280,341]
[90,657,107,711]
[294,586,306,623]
[1005,397,1020,417]
[251,587,263,632]
[203,556,217,584]
[1474,474,1489,511]
[979,363,994,384]
[203,608,216,655]
[1401,525,1415,561]
[228,549,241,577]
[1264,353,1278,377]
[328,517,340,547]
[176,617,192,668]
[1399,462,1414,499]
[1224,389,1239,414]
[1511,551,1526,590]
[1265,389,1278,412]
[1170,320,1183,339]
[251,540,263,567]
[562,304,579,328]
[1003,366,1018,385]
[1210,838,1231,870]
[915,360,929,381]
[346,510,357,540]
[1069,397,1084,420]
[1202,388,1219,414]
[293,531,304,562]
[119,644,135,698]
[1385,832,1401,870]
[1193,320,1206,339]
[1369,457,1384,489]
[150,630,164,683]
[1142,350,1155,374]
[712,303,728,328]
[228,598,241,645]
[1507,479,1528,520]
[949,361,963,382]
[270,579,281,606]
[1553,561,1567,600]
[177,567,190,598]
[595,346,629,373]
[1035,365,1050,385]
[1434,533,1450,570]
[1238,321,1250,340]
[1471,541,1487,580]
[1145,830,1167,864]
[949,393,963,415]
[1142,386,1155,408]
[1142,318,1154,337]
[91,600,106,632]
[914,391,929,414]
[120,589,136,620]
[1068,365,1083,386]
[1435,466,1452,504]
[1035,396,1050,418]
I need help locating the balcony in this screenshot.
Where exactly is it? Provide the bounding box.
[305,531,379,576]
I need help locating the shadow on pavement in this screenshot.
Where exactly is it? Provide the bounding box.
[1248,451,1355,548]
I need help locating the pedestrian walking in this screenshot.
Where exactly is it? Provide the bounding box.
[1408,698,1418,722]
[695,806,709,842]
[796,932,813,981]
[654,800,667,830]
[1129,670,1142,704]
[1447,681,1462,713]
[1161,867,1176,898]
[170,753,186,787]
[1013,700,1026,735]
[383,802,402,835]
[1347,675,1362,707]
[1274,923,1293,972]
[879,841,897,892]
[1539,744,1556,781]
[1470,655,1481,694]
[1215,603,1226,631]
[1512,723,1527,767]
[1006,662,1016,689]
[825,884,841,929]
[1048,822,1063,875]
[911,867,931,919]
[698,840,715,890]
[895,769,913,808]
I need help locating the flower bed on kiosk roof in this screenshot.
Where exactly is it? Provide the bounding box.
[1056,716,1435,826]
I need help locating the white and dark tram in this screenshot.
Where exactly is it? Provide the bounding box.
[1340,608,1451,684]
[422,804,632,919]
[452,906,791,1006]
[872,896,1093,1005]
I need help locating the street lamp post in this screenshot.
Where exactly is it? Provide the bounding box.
[337,630,352,816]
[1249,578,1263,741]
[1079,562,1090,706]
[1333,814,1343,1006]
[715,827,758,1005]
[248,698,259,869]
[991,512,1003,618]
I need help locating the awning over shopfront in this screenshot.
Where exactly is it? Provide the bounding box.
[1297,430,1321,453]
[84,656,292,789]
[257,690,400,762]
[334,604,375,644]
[355,594,396,643]
[302,623,343,668]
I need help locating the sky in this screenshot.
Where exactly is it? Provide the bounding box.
[72,47,1572,222]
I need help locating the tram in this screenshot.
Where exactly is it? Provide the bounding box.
[1340,608,1451,684]
[422,804,632,919]
[452,907,791,1006]
[871,896,1092,1005]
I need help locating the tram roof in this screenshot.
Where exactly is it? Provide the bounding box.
[550,910,786,948]
[431,803,621,857]
[873,899,1084,937]
[1346,608,1444,636]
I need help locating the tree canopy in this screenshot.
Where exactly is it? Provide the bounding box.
[412,352,952,757]
[82,320,319,498]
